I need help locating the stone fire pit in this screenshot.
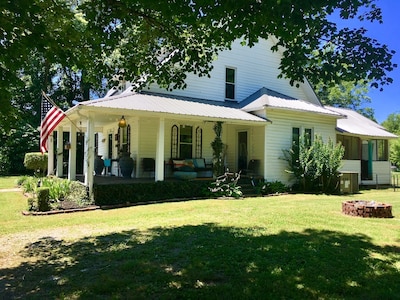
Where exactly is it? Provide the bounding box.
[342,200,393,218]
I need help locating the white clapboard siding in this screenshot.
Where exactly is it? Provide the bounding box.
[264,109,337,184]
[224,124,265,174]
[370,161,392,185]
[148,39,318,104]
[340,160,361,174]
[340,160,361,186]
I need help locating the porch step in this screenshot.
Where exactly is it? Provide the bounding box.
[238,177,263,197]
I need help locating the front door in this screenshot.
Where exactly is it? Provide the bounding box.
[238,131,248,172]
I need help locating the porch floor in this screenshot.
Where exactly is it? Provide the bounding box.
[77,175,211,185]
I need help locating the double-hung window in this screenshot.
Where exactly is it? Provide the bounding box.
[292,127,313,148]
[225,67,235,100]
[171,125,203,159]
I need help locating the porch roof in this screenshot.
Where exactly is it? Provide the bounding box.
[327,106,398,139]
[241,88,342,118]
[70,91,267,124]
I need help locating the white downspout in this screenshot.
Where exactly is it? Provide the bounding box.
[263,124,268,180]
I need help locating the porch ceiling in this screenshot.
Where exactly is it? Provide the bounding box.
[64,92,267,126]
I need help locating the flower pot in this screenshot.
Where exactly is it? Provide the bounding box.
[94,155,104,175]
[119,153,134,178]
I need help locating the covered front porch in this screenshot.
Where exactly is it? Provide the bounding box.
[49,92,267,198]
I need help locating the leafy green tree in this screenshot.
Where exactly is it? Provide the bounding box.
[381,113,400,135]
[389,139,400,168]
[315,80,376,120]
[2,1,397,113]
[381,113,400,167]
[1,0,397,175]
[0,124,40,175]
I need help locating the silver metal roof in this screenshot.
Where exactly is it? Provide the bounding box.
[77,92,267,123]
[326,106,397,138]
[241,93,342,117]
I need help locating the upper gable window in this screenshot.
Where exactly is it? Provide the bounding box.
[225,67,235,100]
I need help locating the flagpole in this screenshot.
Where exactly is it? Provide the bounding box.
[41,90,82,133]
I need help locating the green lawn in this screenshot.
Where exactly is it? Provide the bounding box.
[0,177,399,299]
[0,176,19,189]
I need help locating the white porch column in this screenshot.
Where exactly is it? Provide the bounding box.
[263,124,268,180]
[68,124,77,180]
[47,134,54,175]
[56,128,63,177]
[84,115,94,198]
[155,117,165,181]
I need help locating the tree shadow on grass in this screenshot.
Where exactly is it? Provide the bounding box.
[1,225,399,299]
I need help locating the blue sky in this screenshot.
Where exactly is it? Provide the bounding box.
[331,0,400,123]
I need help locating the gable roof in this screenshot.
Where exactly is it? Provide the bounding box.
[241,88,342,117]
[326,106,397,139]
[72,91,267,124]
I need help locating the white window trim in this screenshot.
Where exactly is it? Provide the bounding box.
[225,66,236,101]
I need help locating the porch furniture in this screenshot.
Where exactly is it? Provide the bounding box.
[241,159,260,177]
[172,158,213,179]
[142,158,155,177]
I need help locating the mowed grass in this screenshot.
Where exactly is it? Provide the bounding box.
[0,177,399,299]
[0,176,19,189]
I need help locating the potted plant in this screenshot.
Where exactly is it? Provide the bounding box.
[211,121,225,177]
[119,145,134,178]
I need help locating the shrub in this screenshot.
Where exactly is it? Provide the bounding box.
[27,197,36,211]
[253,179,288,195]
[209,172,242,198]
[264,180,288,194]
[282,134,344,193]
[19,176,92,211]
[37,187,50,212]
[0,149,11,175]
[41,177,71,201]
[93,180,212,206]
[18,176,40,193]
[65,181,90,206]
[24,152,48,177]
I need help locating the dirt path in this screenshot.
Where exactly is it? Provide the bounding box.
[0,188,21,193]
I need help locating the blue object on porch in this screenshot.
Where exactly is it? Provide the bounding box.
[104,159,111,176]
[173,171,197,180]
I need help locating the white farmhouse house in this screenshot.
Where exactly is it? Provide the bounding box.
[49,38,397,197]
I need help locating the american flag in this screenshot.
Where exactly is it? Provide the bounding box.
[40,96,66,153]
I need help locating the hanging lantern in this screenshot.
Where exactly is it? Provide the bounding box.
[118,115,127,128]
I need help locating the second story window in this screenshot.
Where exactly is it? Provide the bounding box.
[225,67,235,100]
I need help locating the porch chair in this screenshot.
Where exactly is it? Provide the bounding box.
[242,159,260,177]
[142,158,155,177]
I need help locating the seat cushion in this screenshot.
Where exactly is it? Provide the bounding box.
[173,171,197,180]
[193,158,206,169]
[173,159,186,169]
